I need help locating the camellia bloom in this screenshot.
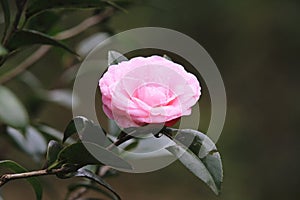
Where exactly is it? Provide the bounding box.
[99,55,201,128]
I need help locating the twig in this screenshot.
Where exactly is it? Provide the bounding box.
[0,129,130,199]
[2,0,28,45]
[0,7,115,84]
[0,46,51,84]
[54,8,114,40]
[0,167,68,187]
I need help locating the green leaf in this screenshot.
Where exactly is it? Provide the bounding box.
[166,129,223,195]
[45,140,63,168]
[73,168,121,200]
[0,0,10,38]
[123,140,138,151]
[0,45,8,56]
[105,0,128,13]
[81,123,110,147]
[174,129,223,190]
[26,0,117,18]
[63,116,110,146]
[63,116,90,143]
[0,160,43,200]
[19,72,44,91]
[47,89,73,109]
[173,129,216,158]
[15,0,27,11]
[36,124,63,141]
[0,85,29,128]
[6,126,47,161]
[68,183,117,200]
[108,50,128,65]
[166,145,220,195]
[6,30,78,56]
[18,72,46,99]
[108,119,121,137]
[57,142,132,169]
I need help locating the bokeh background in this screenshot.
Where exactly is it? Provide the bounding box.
[0,0,299,199]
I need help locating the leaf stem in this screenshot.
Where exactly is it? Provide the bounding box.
[106,133,133,151]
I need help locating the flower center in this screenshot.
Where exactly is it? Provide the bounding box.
[132,83,175,107]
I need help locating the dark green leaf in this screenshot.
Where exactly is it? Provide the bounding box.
[173,129,223,190]
[57,142,132,169]
[166,145,220,195]
[0,160,43,200]
[26,0,114,18]
[57,142,99,166]
[63,116,110,146]
[63,116,89,143]
[15,0,27,11]
[166,129,223,195]
[202,150,223,191]
[108,50,128,65]
[0,85,29,128]
[73,168,121,200]
[45,140,63,167]
[6,30,78,56]
[0,0,10,37]
[68,183,117,200]
[26,11,61,33]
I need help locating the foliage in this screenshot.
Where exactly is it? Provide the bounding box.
[0,1,223,199]
[0,160,42,200]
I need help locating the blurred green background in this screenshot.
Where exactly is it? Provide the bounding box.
[1,0,299,199]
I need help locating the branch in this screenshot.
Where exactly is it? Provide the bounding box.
[54,8,114,40]
[2,0,28,45]
[0,7,115,84]
[0,133,131,198]
[0,46,51,84]
[0,167,67,187]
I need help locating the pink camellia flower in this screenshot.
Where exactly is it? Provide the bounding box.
[99,55,201,128]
